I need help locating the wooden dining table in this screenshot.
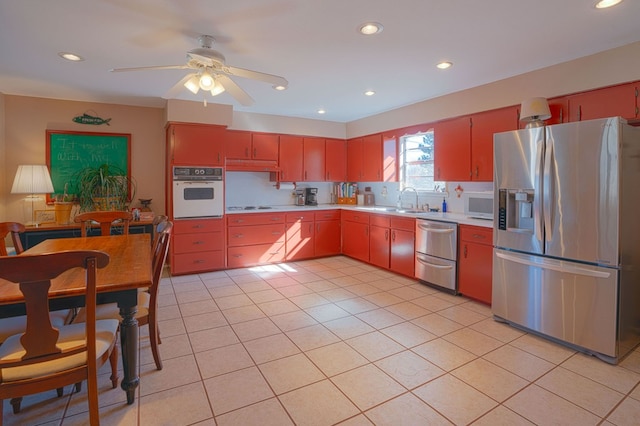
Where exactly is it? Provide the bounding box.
[0,233,152,405]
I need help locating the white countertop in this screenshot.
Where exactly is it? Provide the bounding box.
[225,204,493,228]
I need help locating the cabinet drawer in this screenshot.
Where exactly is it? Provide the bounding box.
[171,250,224,275]
[391,216,415,232]
[174,218,224,234]
[286,212,314,222]
[227,242,285,268]
[173,232,223,254]
[228,224,285,246]
[370,214,390,227]
[459,225,493,245]
[341,210,369,224]
[315,209,340,221]
[226,213,285,226]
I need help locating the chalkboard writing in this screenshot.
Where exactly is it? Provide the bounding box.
[46,131,131,200]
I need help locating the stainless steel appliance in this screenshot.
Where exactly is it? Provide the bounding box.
[493,117,640,363]
[172,166,224,219]
[305,188,318,206]
[415,219,458,293]
[464,191,493,220]
[295,189,306,206]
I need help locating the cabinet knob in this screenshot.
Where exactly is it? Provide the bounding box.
[193,241,205,245]
[463,244,468,258]
[234,234,243,238]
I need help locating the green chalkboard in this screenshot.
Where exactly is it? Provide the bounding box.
[46,130,131,201]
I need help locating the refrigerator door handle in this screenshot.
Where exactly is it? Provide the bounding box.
[534,140,544,244]
[496,251,610,278]
[543,138,553,242]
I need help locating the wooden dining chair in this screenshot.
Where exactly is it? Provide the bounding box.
[0,250,119,426]
[74,221,173,370]
[151,214,169,248]
[74,211,133,237]
[0,221,72,348]
[0,222,26,256]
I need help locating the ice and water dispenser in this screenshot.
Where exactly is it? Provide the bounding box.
[498,189,534,232]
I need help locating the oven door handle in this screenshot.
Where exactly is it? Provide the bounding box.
[415,257,454,270]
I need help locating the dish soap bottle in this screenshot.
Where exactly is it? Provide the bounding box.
[442,198,447,213]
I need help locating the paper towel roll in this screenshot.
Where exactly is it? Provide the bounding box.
[277,182,296,190]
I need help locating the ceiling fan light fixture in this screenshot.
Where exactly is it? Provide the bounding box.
[184,75,201,94]
[210,80,225,96]
[199,71,215,91]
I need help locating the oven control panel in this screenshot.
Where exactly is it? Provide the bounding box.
[173,166,223,181]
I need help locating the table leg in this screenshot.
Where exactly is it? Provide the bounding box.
[119,303,139,404]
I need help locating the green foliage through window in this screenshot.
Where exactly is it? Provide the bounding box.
[399,131,444,191]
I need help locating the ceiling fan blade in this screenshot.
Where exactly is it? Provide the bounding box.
[217,74,254,106]
[225,66,288,87]
[110,65,190,72]
[162,73,197,99]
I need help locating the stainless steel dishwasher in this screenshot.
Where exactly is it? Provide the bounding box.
[415,219,458,293]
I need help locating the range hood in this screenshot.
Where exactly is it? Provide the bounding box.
[225,158,279,172]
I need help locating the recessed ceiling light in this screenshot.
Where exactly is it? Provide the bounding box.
[317,109,326,114]
[595,0,622,8]
[364,90,376,96]
[436,61,453,70]
[58,52,84,62]
[358,22,383,35]
[273,85,287,91]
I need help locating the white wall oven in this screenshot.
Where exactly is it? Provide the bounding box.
[172,166,223,219]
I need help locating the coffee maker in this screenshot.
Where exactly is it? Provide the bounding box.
[305,188,318,206]
[295,189,306,206]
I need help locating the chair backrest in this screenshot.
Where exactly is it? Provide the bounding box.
[0,250,109,366]
[150,221,172,315]
[151,215,169,247]
[75,211,133,237]
[0,222,26,256]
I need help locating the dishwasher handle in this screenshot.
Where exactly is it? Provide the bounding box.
[416,224,455,234]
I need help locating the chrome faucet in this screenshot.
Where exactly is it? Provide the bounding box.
[398,187,418,209]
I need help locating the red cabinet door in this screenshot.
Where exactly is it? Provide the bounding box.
[303,137,326,182]
[369,225,390,268]
[251,133,279,160]
[286,219,315,260]
[315,220,341,257]
[225,130,252,160]
[171,124,225,166]
[325,138,346,182]
[434,116,471,181]
[458,225,493,305]
[342,220,369,262]
[346,138,363,181]
[362,134,382,181]
[279,135,304,182]
[471,107,518,181]
[390,228,415,277]
[568,82,637,122]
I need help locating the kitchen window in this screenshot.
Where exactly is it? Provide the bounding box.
[399,130,444,191]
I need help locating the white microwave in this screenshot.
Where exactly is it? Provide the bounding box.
[464,192,494,220]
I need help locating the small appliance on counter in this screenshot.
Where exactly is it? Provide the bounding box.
[364,187,375,206]
[295,189,306,206]
[305,188,318,206]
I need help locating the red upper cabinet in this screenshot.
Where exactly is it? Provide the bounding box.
[325,138,346,182]
[382,133,398,182]
[471,106,519,181]
[226,131,279,161]
[346,133,390,182]
[251,133,279,161]
[567,82,638,122]
[169,123,225,166]
[303,137,326,182]
[279,135,304,182]
[434,116,471,181]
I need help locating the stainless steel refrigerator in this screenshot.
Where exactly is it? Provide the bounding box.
[492,116,640,364]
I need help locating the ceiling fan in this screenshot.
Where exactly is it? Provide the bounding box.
[110,35,288,106]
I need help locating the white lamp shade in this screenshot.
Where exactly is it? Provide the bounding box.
[210,80,226,96]
[11,165,54,194]
[520,97,551,122]
[184,75,201,94]
[199,72,215,91]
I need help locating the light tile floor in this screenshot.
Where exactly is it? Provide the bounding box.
[5,255,640,425]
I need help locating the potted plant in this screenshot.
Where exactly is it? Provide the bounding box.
[74,164,136,212]
[53,182,77,224]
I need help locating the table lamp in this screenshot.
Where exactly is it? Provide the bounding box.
[520,97,551,128]
[11,164,54,227]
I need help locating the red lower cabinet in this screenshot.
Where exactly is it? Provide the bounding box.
[458,225,493,304]
[341,210,369,262]
[285,212,315,261]
[226,213,286,268]
[314,210,341,257]
[170,218,225,275]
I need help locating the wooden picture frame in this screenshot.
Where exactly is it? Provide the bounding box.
[46,130,131,203]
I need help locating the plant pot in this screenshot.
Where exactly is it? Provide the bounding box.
[54,202,74,225]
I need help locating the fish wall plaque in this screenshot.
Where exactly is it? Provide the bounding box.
[72,111,111,125]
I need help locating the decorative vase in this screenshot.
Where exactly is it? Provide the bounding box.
[54,202,74,225]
